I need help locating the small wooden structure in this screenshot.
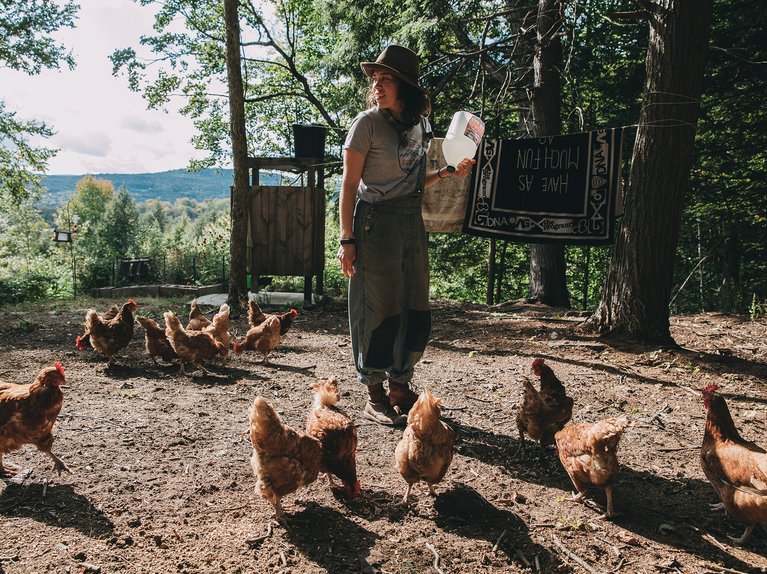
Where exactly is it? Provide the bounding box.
[247,156,325,304]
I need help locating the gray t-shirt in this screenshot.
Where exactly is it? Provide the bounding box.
[344,107,432,203]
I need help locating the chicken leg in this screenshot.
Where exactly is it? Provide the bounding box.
[402,483,414,505]
[728,525,754,545]
[0,453,18,477]
[44,450,70,475]
[603,484,615,519]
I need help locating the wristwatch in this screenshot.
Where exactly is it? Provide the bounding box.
[340,237,356,245]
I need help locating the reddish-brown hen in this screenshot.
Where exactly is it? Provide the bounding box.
[701,384,767,544]
[136,316,178,365]
[395,387,455,504]
[555,416,628,518]
[76,303,118,350]
[233,315,281,364]
[247,300,298,336]
[164,311,227,374]
[81,299,138,365]
[306,378,360,498]
[203,303,232,350]
[0,363,69,476]
[516,358,573,457]
[186,300,211,331]
[249,396,322,523]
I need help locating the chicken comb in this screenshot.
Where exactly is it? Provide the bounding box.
[290,308,298,315]
[128,299,138,306]
[532,358,545,368]
[701,384,719,395]
[54,362,66,378]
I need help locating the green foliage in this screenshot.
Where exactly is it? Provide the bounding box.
[98,187,141,260]
[0,0,764,314]
[66,176,116,290]
[0,198,68,301]
[322,198,347,297]
[749,294,767,322]
[429,233,493,302]
[672,0,767,313]
[0,101,57,209]
[567,245,613,310]
[0,0,78,74]
[0,271,50,305]
[62,174,233,290]
[0,0,78,209]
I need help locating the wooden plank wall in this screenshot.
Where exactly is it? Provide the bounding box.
[249,186,325,279]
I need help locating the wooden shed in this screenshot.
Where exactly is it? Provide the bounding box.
[247,157,325,303]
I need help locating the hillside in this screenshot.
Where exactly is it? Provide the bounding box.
[39,168,281,205]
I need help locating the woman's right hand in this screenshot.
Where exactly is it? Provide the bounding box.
[338,244,356,278]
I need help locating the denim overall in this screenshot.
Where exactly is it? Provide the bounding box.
[348,128,431,389]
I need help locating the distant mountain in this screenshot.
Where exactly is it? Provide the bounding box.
[39,168,281,206]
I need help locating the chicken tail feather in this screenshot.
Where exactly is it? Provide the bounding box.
[408,387,442,438]
[588,416,629,448]
[249,397,286,451]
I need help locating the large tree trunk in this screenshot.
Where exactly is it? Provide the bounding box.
[586,0,713,344]
[527,0,570,308]
[224,0,249,314]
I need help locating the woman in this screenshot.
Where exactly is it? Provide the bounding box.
[339,45,474,426]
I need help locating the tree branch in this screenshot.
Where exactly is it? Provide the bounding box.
[602,11,649,25]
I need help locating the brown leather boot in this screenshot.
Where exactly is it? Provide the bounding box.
[362,382,406,426]
[388,381,419,415]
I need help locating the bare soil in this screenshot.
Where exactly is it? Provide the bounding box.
[1,296,766,574]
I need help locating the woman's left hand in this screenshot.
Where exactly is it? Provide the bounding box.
[454,157,476,177]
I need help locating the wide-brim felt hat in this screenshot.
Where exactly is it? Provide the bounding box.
[360,45,428,94]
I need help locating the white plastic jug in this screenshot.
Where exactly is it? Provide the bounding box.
[442,111,485,172]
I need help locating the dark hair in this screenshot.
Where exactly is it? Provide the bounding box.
[366,79,431,128]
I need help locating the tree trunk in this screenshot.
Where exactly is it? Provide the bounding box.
[224,0,250,314]
[719,218,739,313]
[586,0,713,344]
[527,0,570,308]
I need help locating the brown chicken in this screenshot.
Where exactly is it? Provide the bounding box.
[136,316,178,365]
[555,416,629,519]
[233,315,281,364]
[394,387,455,504]
[186,300,211,331]
[305,378,360,498]
[164,311,228,374]
[247,300,298,336]
[0,363,69,476]
[202,303,232,350]
[700,384,767,544]
[249,396,322,523]
[75,303,118,350]
[516,358,574,457]
[81,299,138,365]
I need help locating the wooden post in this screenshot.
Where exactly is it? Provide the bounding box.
[487,238,496,305]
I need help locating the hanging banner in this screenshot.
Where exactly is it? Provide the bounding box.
[462,129,623,245]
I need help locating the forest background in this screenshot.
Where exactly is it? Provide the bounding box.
[0,0,765,321]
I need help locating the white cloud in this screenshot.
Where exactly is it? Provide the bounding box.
[120,115,164,135]
[53,131,112,157]
[0,0,209,175]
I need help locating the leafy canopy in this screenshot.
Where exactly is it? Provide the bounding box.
[0,0,79,209]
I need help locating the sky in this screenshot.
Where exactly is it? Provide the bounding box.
[0,0,208,175]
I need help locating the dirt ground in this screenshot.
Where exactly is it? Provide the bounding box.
[0,296,766,574]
